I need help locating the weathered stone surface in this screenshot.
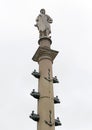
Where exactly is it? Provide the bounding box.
[35,9,53,38]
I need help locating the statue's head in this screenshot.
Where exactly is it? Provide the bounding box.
[40,9,45,14]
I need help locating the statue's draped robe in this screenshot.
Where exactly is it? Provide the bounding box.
[36,14,52,35]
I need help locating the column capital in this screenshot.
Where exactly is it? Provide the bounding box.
[32,47,58,63]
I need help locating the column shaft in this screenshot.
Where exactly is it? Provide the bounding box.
[37,58,55,130]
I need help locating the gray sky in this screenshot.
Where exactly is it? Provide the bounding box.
[0,0,92,130]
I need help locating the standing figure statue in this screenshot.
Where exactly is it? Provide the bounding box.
[35,9,53,38]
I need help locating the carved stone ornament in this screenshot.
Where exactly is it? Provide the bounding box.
[32,47,58,63]
[44,110,54,127]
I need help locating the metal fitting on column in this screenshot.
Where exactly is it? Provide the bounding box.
[53,76,59,83]
[55,117,62,126]
[32,69,40,79]
[29,111,40,122]
[30,89,40,99]
[54,96,60,104]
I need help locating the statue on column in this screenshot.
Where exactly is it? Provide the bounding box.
[35,9,53,38]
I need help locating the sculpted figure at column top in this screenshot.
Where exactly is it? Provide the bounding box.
[35,9,53,38]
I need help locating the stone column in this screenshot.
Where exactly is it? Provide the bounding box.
[32,37,58,130]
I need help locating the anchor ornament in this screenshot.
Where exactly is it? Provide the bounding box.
[44,69,59,83]
[44,110,54,127]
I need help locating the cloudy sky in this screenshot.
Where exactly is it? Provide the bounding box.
[0,0,92,130]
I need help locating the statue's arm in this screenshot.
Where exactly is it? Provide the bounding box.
[36,16,39,22]
[47,15,53,23]
[35,16,39,27]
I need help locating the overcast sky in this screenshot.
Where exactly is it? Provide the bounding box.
[0,0,92,130]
